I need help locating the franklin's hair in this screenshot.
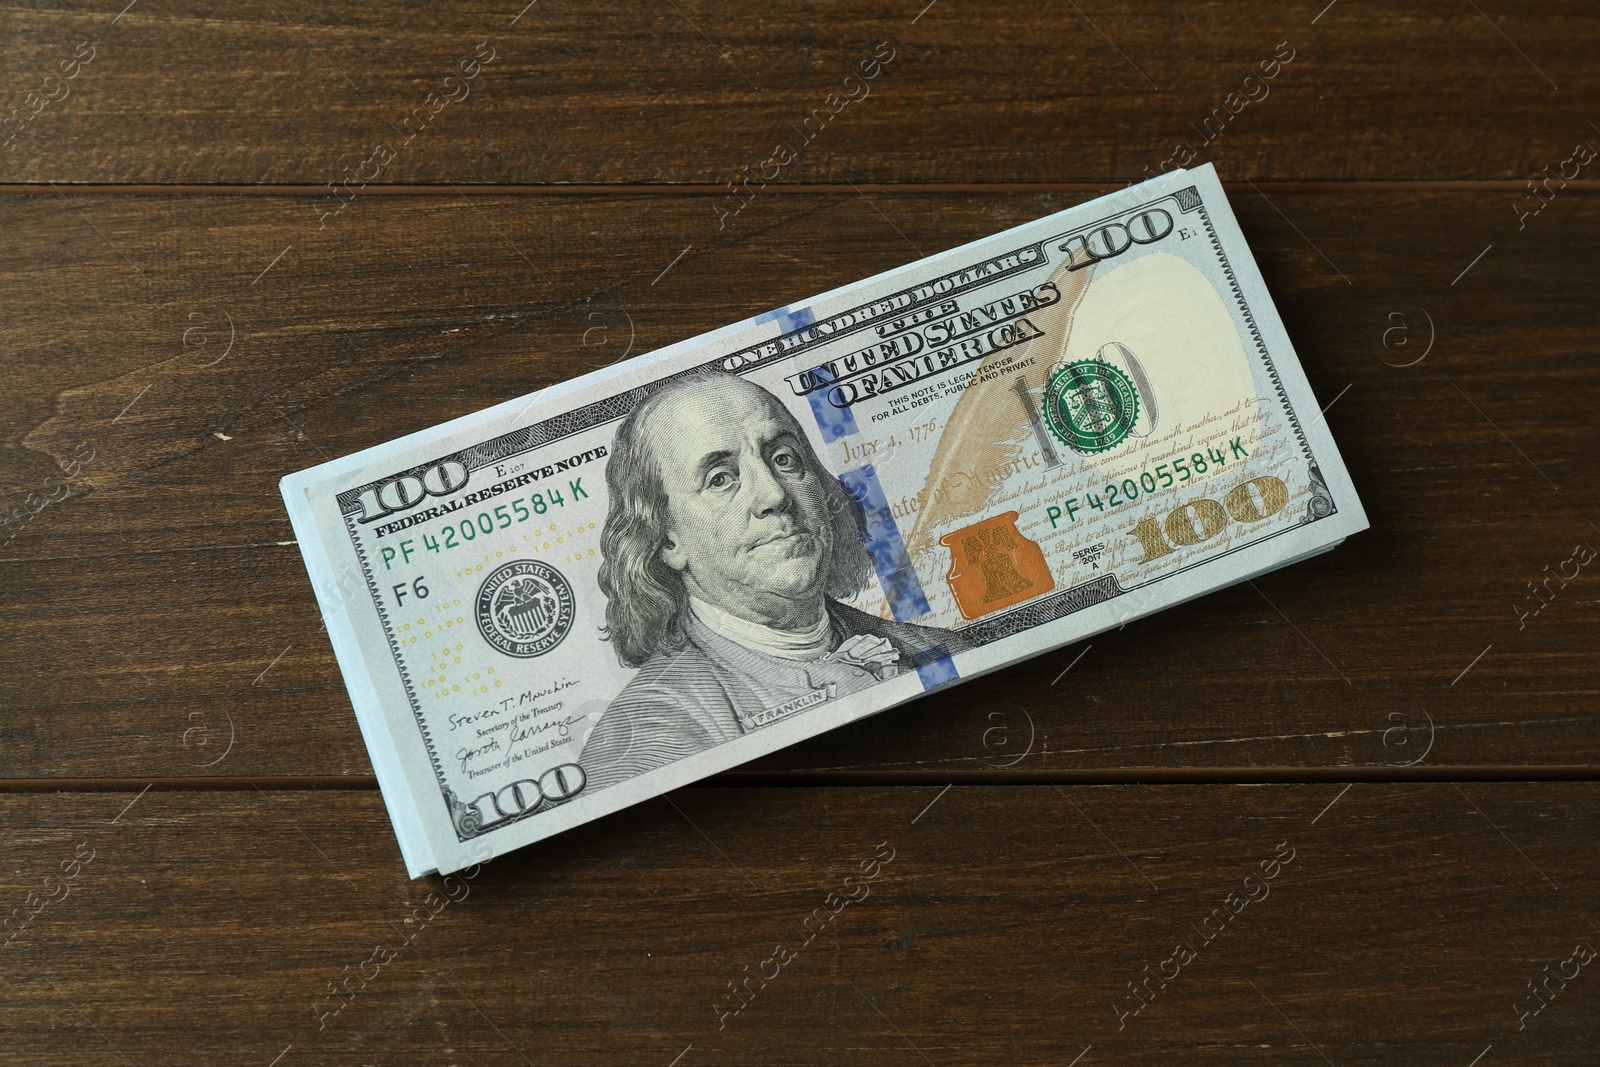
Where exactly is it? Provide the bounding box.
[597,370,873,668]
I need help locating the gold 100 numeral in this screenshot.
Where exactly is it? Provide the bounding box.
[1127,475,1290,563]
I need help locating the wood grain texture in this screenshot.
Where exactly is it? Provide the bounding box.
[1,786,1597,1065]
[1,1,1597,184]
[3,190,1596,779]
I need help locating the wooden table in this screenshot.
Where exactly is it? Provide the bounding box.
[3,2,1597,1063]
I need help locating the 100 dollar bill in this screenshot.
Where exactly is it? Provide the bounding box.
[281,164,1367,877]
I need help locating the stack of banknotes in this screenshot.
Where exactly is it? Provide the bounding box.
[282,164,1366,877]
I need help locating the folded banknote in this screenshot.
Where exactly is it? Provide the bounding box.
[281,164,1367,877]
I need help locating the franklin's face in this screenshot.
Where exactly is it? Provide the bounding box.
[646,378,835,629]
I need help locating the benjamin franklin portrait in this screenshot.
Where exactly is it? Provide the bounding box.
[579,370,969,791]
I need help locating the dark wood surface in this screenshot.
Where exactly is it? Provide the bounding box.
[2,1,1598,184]
[2,1,1597,1062]
[3,786,1599,1065]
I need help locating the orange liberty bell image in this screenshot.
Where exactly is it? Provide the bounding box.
[939,511,1055,620]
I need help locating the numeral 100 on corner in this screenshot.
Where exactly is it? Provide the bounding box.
[1047,473,1292,564]
[1122,474,1290,562]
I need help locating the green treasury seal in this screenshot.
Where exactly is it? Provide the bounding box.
[1043,359,1141,454]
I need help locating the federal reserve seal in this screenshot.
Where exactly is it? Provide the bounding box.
[1043,359,1141,454]
[475,560,575,658]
